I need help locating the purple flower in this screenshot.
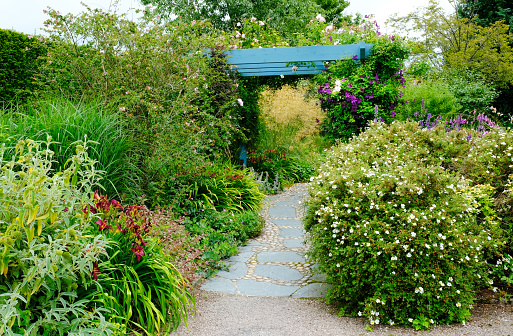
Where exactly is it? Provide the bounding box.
[352,55,358,61]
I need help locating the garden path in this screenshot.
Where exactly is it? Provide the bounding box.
[199,183,331,297]
[175,184,513,336]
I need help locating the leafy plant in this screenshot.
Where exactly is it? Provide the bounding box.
[183,209,264,276]
[305,120,507,327]
[0,136,118,335]
[315,39,410,140]
[81,193,194,335]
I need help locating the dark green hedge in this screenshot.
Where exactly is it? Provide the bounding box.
[0,29,46,105]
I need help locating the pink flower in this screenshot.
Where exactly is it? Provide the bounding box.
[259,21,264,26]
[250,17,257,22]
[119,107,126,111]
[280,74,284,78]
[292,65,298,72]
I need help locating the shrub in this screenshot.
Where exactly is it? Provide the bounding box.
[0,29,45,105]
[0,137,118,335]
[80,193,194,335]
[152,161,265,214]
[247,149,314,187]
[439,68,499,114]
[305,120,507,328]
[1,98,135,199]
[396,79,460,121]
[315,40,410,140]
[183,209,264,276]
[41,7,244,200]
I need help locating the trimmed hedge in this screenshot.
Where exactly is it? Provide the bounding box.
[0,29,45,105]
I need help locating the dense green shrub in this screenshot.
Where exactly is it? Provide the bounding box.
[247,149,315,187]
[0,98,135,199]
[0,137,118,335]
[305,120,511,328]
[439,68,499,114]
[0,29,45,105]
[396,79,460,121]
[183,209,264,275]
[151,161,265,213]
[315,39,410,140]
[40,7,245,200]
[81,193,193,335]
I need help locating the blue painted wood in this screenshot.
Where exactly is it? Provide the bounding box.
[225,42,373,77]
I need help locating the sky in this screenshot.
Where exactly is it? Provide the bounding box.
[0,0,455,36]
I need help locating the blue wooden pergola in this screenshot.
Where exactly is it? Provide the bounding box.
[225,41,373,77]
[224,42,374,165]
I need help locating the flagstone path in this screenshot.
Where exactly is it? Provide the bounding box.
[199,183,331,298]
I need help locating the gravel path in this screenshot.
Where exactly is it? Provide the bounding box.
[173,184,513,336]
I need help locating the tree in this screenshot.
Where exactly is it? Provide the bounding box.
[388,0,513,89]
[139,0,348,38]
[458,0,513,33]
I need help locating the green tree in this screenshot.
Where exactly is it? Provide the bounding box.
[139,0,348,39]
[388,0,513,89]
[458,0,513,33]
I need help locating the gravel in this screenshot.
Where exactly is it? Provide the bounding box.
[173,290,513,336]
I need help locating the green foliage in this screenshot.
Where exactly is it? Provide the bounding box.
[458,0,513,33]
[396,79,460,120]
[315,39,410,140]
[439,68,499,114]
[247,149,315,187]
[305,120,509,327]
[141,0,348,40]
[81,193,193,334]
[152,161,265,214]
[0,137,118,335]
[40,7,244,201]
[0,29,46,105]
[183,209,264,275]
[389,0,513,90]
[0,98,135,199]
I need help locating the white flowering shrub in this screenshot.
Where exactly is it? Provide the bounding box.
[304,120,509,328]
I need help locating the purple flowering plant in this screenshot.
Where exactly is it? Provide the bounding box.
[314,39,410,139]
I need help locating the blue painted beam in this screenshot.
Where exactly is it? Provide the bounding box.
[225,42,373,77]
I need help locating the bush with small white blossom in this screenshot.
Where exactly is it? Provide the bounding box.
[304,119,510,328]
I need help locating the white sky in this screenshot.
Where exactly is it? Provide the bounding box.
[0,0,454,36]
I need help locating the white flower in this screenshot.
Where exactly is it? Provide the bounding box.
[456,302,461,307]
[236,22,241,27]
[391,256,398,261]
[292,65,298,72]
[411,232,416,237]
[406,252,412,258]
[237,98,244,106]
[408,318,413,323]
[358,311,362,316]
[315,13,326,22]
[250,17,257,22]
[259,21,265,25]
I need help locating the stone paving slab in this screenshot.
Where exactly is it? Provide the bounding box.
[279,228,304,238]
[254,265,303,281]
[237,280,300,296]
[201,278,238,294]
[292,283,332,298]
[217,262,248,279]
[257,251,305,263]
[283,239,304,249]
[270,219,302,227]
[268,206,296,218]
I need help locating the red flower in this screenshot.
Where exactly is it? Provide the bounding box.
[95,220,111,231]
[130,245,145,262]
[91,262,101,280]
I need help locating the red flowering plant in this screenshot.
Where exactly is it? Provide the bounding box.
[86,191,151,277]
[81,191,194,334]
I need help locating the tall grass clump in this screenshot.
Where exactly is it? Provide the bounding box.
[0,97,135,199]
[257,83,326,160]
